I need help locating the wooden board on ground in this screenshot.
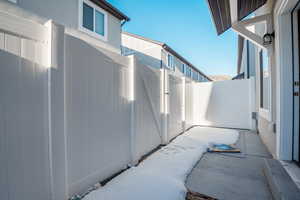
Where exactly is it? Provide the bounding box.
[186,191,218,200]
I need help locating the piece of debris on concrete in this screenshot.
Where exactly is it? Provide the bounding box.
[186,190,217,200]
[208,144,240,153]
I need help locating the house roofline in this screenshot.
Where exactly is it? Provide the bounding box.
[91,0,130,22]
[122,32,212,81]
[122,31,164,46]
[162,44,212,81]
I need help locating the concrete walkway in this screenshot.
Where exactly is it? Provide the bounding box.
[186,131,274,200]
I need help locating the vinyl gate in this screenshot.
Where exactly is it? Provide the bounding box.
[133,59,162,161]
[167,72,184,140]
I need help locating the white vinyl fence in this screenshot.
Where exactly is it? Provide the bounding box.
[0,9,255,200]
[192,79,255,129]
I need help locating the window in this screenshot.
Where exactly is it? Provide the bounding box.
[181,63,186,74]
[7,0,17,3]
[83,2,94,31]
[186,66,192,77]
[192,70,198,80]
[200,75,204,82]
[167,54,175,70]
[80,0,107,40]
[95,10,105,35]
[259,49,270,110]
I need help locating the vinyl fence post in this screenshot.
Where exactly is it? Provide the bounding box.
[182,77,186,132]
[161,68,169,144]
[129,55,138,165]
[45,20,68,200]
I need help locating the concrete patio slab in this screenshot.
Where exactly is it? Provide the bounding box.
[186,131,274,200]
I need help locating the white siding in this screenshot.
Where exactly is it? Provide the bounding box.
[3,0,122,52]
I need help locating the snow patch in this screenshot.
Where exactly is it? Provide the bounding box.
[83,127,239,200]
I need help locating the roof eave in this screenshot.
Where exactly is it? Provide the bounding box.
[123,32,212,81]
[91,0,130,21]
[162,45,212,81]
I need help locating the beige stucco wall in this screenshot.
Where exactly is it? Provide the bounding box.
[254,0,277,158]
[258,116,277,157]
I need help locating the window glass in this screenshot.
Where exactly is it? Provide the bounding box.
[260,49,270,110]
[7,0,17,3]
[186,66,191,77]
[83,2,94,31]
[95,10,105,36]
[167,54,174,70]
[192,70,198,80]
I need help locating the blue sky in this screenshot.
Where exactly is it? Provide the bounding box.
[108,0,237,76]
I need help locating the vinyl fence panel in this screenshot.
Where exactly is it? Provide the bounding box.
[0,34,51,200]
[65,34,132,196]
[193,79,255,129]
[185,78,194,130]
[168,73,184,140]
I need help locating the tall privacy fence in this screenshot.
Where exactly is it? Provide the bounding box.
[0,10,255,200]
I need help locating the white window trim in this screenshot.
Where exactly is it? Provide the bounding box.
[78,0,108,42]
[258,48,272,121]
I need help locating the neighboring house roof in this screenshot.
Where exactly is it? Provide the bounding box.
[206,0,267,35]
[232,72,245,80]
[91,0,130,21]
[122,32,212,81]
[210,75,232,81]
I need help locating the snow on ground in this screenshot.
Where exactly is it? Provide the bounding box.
[83,126,239,200]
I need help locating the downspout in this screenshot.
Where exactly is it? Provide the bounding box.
[160,49,163,69]
[247,40,250,79]
[121,19,127,27]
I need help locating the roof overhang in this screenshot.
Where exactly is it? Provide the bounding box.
[207,0,267,35]
[91,0,130,22]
